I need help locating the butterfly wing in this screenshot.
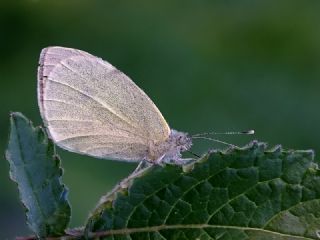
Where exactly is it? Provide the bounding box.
[38,46,170,161]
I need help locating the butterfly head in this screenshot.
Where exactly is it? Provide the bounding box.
[170,129,192,153]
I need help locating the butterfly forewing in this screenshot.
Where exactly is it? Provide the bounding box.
[37,47,170,161]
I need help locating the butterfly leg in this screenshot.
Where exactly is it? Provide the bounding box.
[132,160,153,173]
[161,157,196,165]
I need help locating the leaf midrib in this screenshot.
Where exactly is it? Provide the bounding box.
[13,119,46,231]
[88,223,315,239]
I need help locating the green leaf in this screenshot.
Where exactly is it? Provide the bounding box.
[5,112,71,238]
[85,141,320,240]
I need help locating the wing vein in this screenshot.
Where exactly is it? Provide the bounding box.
[57,134,146,143]
[46,78,144,134]
[44,94,149,139]
[47,118,100,123]
[58,61,138,129]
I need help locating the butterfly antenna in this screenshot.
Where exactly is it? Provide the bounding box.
[192,129,254,137]
[192,136,238,148]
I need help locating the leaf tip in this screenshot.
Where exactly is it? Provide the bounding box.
[9,111,26,121]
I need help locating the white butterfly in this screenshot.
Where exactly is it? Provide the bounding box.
[38,47,192,164]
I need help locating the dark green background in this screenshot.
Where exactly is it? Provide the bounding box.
[1,1,319,239]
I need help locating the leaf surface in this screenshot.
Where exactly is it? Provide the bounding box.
[6,112,71,238]
[86,142,320,240]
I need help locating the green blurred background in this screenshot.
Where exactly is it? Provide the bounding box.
[1,1,320,238]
